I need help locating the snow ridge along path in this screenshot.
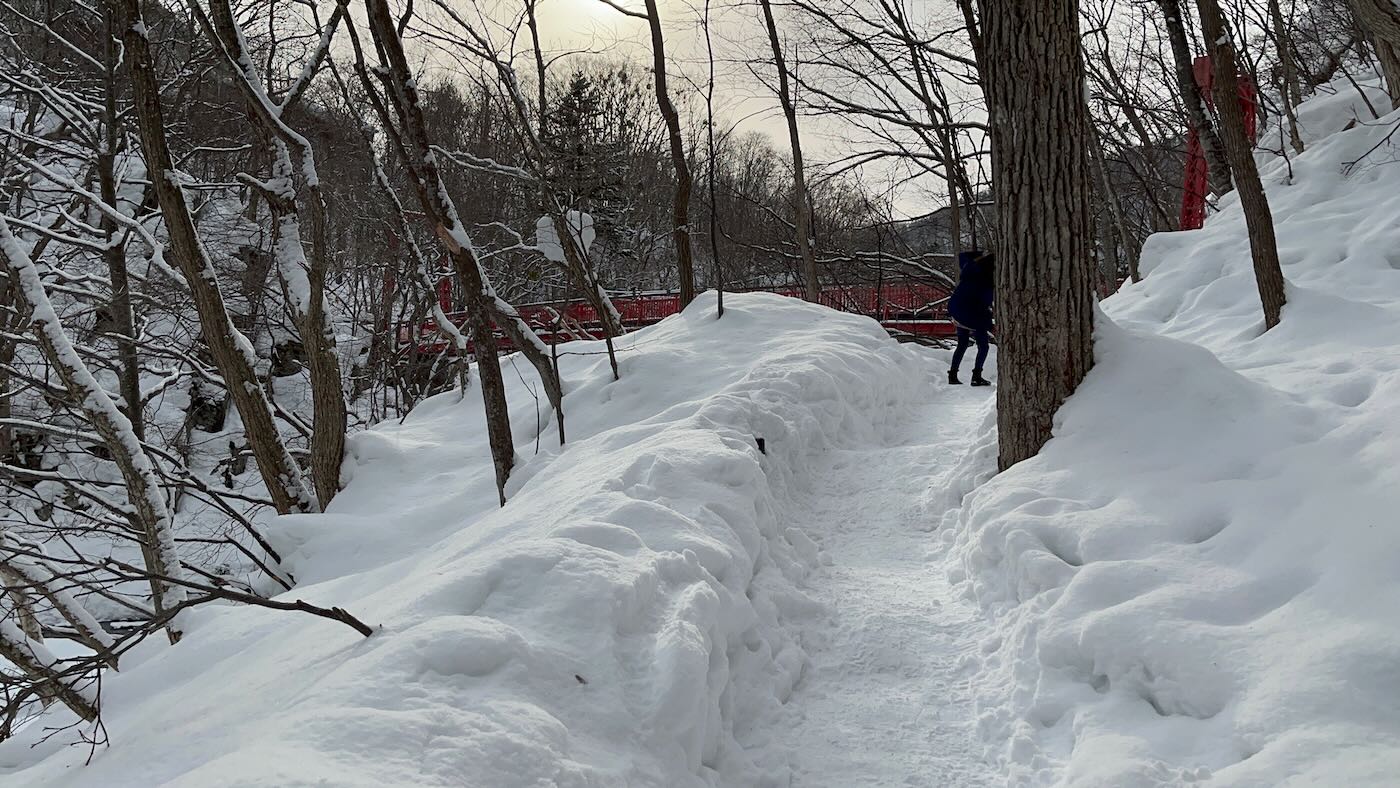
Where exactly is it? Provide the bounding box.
[776,370,995,787]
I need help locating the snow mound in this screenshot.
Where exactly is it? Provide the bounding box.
[0,292,929,787]
[945,77,1400,785]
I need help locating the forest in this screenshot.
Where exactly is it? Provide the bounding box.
[3,0,1400,784]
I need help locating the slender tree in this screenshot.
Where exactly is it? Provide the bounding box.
[1159,0,1235,196]
[118,0,317,515]
[977,0,1097,470]
[641,0,697,306]
[350,0,517,504]
[758,0,820,301]
[1196,0,1288,329]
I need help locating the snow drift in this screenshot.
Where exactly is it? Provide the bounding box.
[945,78,1400,785]
[0,292,929,787]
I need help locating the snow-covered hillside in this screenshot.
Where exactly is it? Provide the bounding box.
[945,78,1400,785]
[6,75,1400,788]
[0,293,939,786]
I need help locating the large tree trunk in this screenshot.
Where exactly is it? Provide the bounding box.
[356,0,516,504]
[1348,0,1400,108]
[642,0,696,307]
[758,0,820,302]
[1196,0,1288,329]
[977,0,1097,471]
[1159,0,1235,196]
[119,0,316,515]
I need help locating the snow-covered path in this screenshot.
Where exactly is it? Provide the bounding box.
[776,381,993,787]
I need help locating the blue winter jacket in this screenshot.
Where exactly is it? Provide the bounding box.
[948,251,994,331]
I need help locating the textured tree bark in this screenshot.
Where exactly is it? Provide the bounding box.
[357,0,516,504]
[100,9,144,446]
[977,0,1097,471]
[1348,0,1400,108]
[119,0,316,515]
[642,0,696,307]
[758,0,820,302]
[1158,0,1235,196]
[200,0,348,509]
[1196,0,1288,329]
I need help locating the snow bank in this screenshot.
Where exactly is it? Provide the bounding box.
[0,292,928,787]
[946,78,1400,785]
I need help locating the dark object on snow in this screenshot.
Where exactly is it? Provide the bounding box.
[756,437,766,455]
[971,371,992,387]
[948,369,962,385]
[952,326,991,380]
[947,250,995,332]
[575,674,588,684]
[949,250,994,382]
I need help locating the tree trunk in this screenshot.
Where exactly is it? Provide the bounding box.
[1159,0,1235,195]
[1267,0,1306,153]
[200,0,348,509]
[1087,122,1141,283]
[119,0,316,515]
[100,9,144,445]
[356,0,516,504]
[642,0,696,307]
[977,0,1097,471]
[758,0,820,301]
[1348,0,1400,107]
[1196,0,1288,329]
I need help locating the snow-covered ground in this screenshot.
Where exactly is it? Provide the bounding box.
[945,77,1400,785]
[0,292,961,786]
[771,371,993,787]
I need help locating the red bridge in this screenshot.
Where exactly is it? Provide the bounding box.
[396,281,956,355]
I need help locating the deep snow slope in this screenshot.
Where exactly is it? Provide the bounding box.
[0,292,937,787]
[943,78,1400,785]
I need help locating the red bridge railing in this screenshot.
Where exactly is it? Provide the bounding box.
[396,280,956,356]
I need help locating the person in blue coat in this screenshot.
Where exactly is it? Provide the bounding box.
[947,250,994,386]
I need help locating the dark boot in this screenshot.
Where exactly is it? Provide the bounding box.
[971,370,991,387]
[948,369,962,385]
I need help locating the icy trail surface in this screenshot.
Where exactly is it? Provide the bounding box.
[777,384,992,787]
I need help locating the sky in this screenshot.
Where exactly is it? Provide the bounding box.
[504,0,970,219]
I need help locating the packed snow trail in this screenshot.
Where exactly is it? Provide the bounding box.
[776,376,993,786]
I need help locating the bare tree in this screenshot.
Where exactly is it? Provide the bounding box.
[192,0,350,508]
[0,214,188,637]
[757,0,820,301]
[118,0,317,515]
[1159,0,1235,196]
[977,0,1097,470]
[641,0,697,307]
[1196,0,1288,329]
[349,0,518,504]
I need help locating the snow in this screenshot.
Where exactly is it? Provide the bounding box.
[944,77,1400,785]
[770,362,996,786]
[0,292,946,786]
[6,73,1400,788]
[536,211,596,263]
